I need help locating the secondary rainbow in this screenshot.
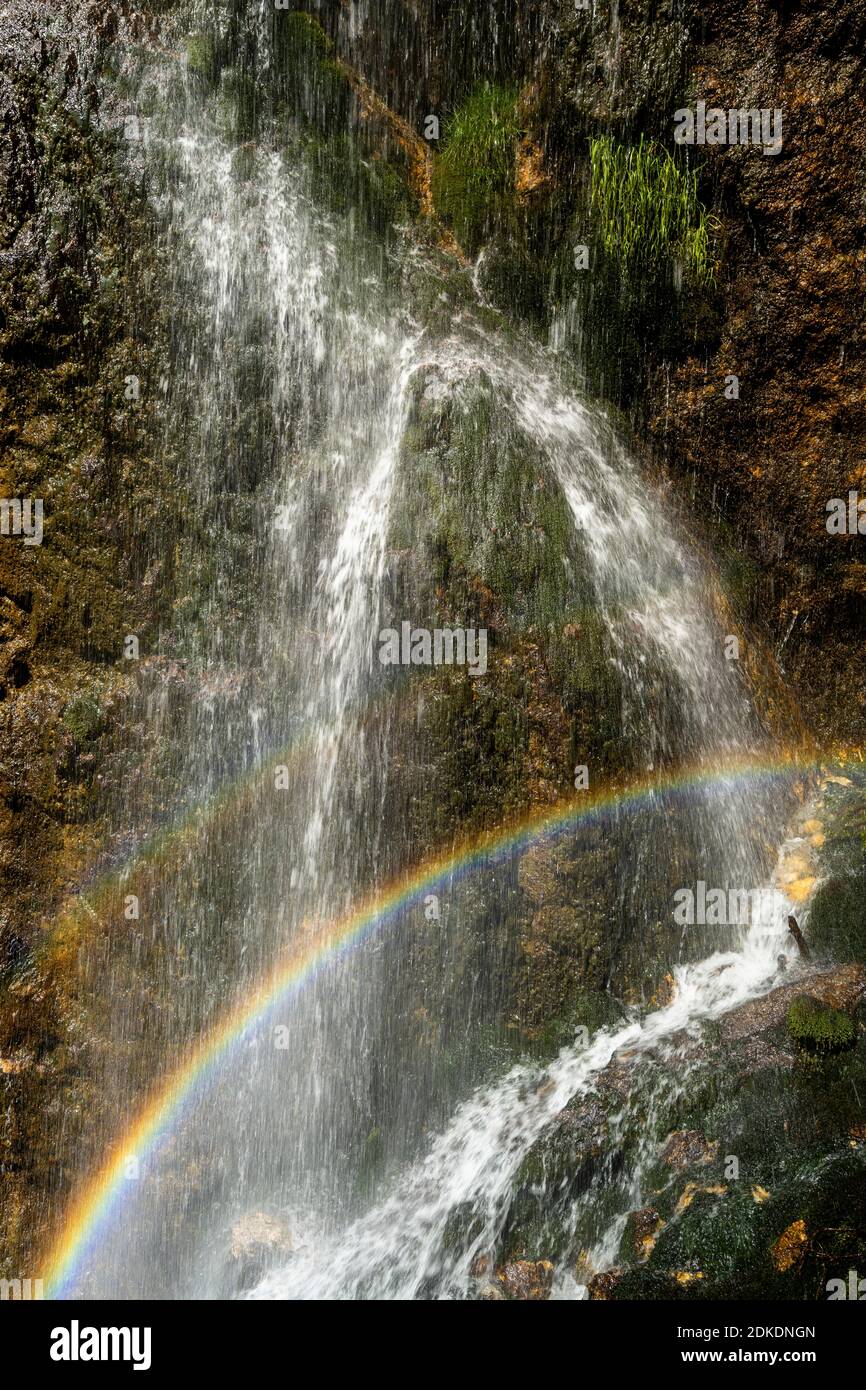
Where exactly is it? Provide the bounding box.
[42,750,817,1297]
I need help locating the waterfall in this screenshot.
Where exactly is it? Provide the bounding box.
[60,2,805,1300]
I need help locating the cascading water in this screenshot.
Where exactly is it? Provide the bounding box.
[247,334,803,1299]
[55,2,807,1300]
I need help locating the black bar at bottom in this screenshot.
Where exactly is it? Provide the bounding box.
[0,1297,859,1376]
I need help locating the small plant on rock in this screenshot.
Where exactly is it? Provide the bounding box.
[787,995,857,1060]
[589,134,720,287]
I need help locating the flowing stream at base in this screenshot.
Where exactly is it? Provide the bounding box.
[66,4,809,1300]
[252,864,801,1300]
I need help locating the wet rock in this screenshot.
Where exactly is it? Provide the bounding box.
[228,1212,294,1291]
[626,1206,665,1261]
[515,133,552,207]
[673,1182,727,1216]
[807,869,866,965]
[0,1055,29,1075]
[514,1088,615,1194]
[720,964,866,1044]
[477,1281,506,1301]
[494,1258,554,1301]
[653,972,678,1009]
[660,1130,719,1170]
[517,844,561,906]
[588,1268,625,1300]
[725,1035,796,1077]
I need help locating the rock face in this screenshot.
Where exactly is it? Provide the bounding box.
[534,0,866,744]
[375,0,866,744]
[0,1,173,1278]
[648,0,866,744]
[660,1131,719,1172]
[720,963,866,1043]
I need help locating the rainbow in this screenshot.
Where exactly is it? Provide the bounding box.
[42,750,820,1297]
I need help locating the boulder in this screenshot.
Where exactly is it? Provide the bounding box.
[660,1130,719,1170]
[588,1268,625,1300]
[494,1259,554,1301]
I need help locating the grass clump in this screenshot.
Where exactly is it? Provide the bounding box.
[433,84,520,253]
[589,135,719,287]
[787,995,857,1059]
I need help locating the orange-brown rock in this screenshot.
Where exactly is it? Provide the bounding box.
[494,1259,555,1301]
[660,1129,720,1170]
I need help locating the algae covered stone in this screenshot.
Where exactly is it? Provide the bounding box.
[786,995,857,1058]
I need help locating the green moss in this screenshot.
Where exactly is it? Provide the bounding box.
[271,12,350,138]
[589,135,719,287]
[280,9,335,62]
[787,995,857,1058]
[62,693,104,745]
[186,34,217,80]
[433,85,520,253]
[528,985,627,1057]
[807,872,866,965]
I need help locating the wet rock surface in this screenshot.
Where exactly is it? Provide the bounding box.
[226,1212,295,1294]
[660,1130,719,1171]
[0,0,175,1277]
[489,945,866,1297]
[720,963,866,1044]
[494,1257,555,1301]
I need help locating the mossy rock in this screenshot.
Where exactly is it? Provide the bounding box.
[306,133,411,234]
[617,1148,866,1300]
[473,235,548,326]
[186,34,217,80]
[527,985,628,1058]
[62,692,104,745]
[441,1201,485,1254]
[392,369,589,636]
[816,769,866,877]
[806,871,866,964]
[787,995,857,1058]
[271,12,351,138]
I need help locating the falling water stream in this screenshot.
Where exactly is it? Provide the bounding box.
[61,3,808,1300]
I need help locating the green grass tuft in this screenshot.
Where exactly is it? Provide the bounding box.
[433,85,520,253]
[589,135,720,287]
